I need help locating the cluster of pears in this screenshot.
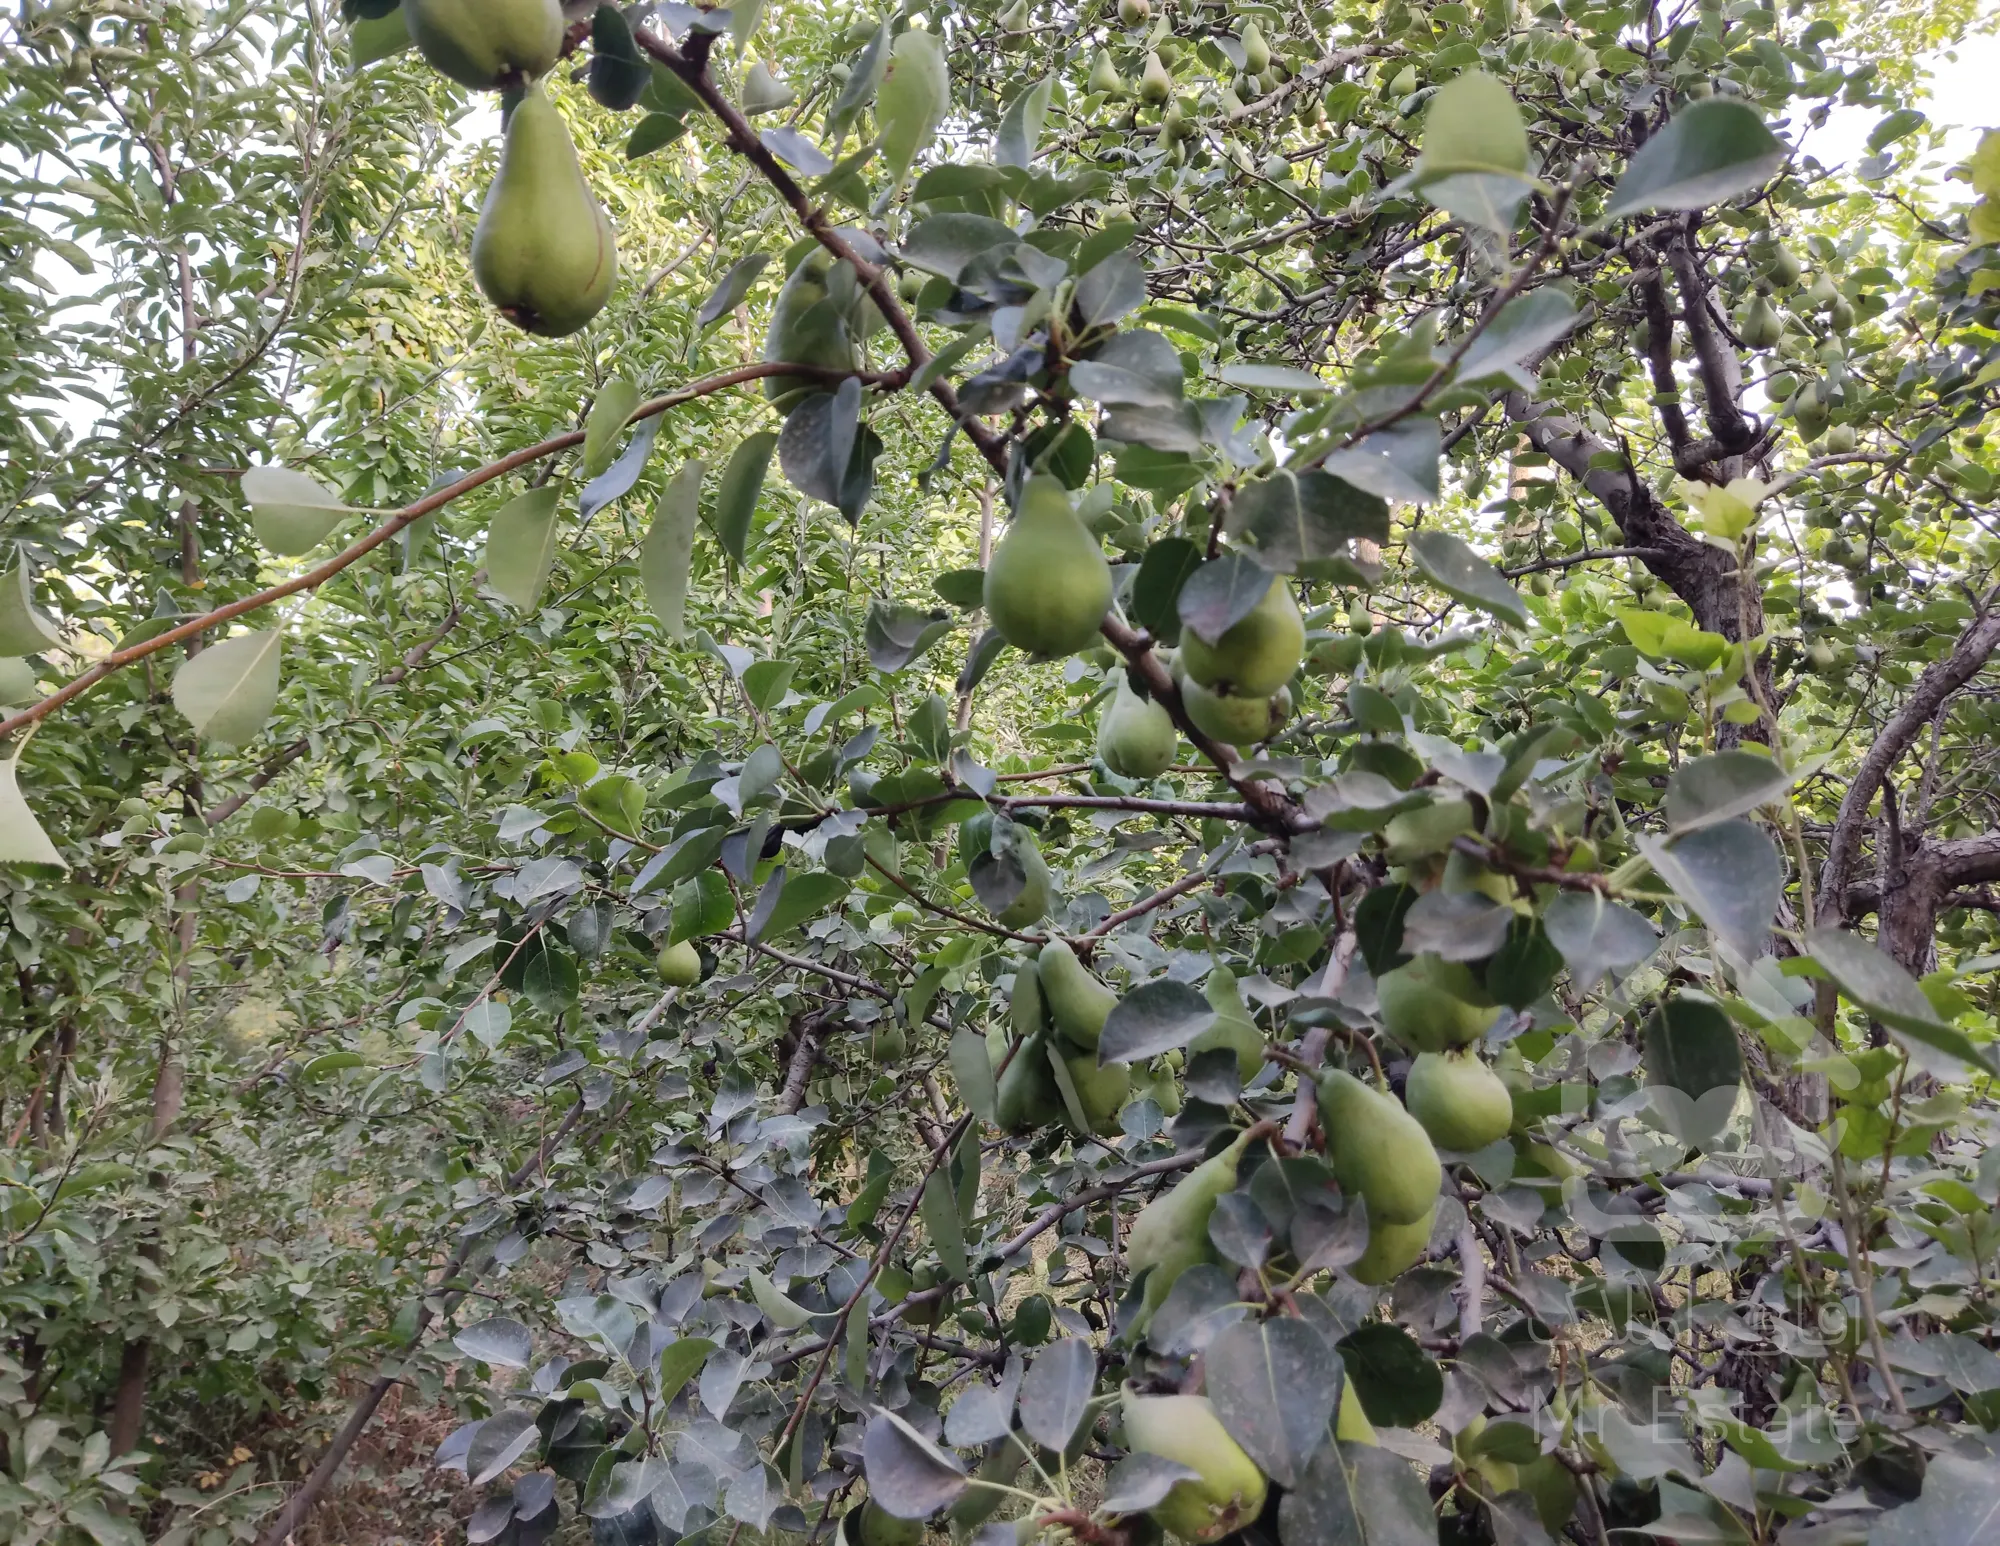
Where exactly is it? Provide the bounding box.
[991,940,1139,1137]
[1173,572,1303,752]
[397,0,618,336]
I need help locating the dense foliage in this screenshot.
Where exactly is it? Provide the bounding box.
[4,1,2000,1545]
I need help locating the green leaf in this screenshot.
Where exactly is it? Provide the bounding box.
[670,870,734,943]
[1408,529,1527,626]
[1635,820,1782,963]
[0,554,61,656]
[1645,996,1743,1097]
[995,76,1053,171]
[950,1023,998,1122]
[1319,419,1440,506]
[1217,362,1331,394]
[750,872,850,940]
[876,29,950,204]
[1603,98,1786,219]
[641,460,704,638]
[932,568,986,608]
[1099,980,1216,1064]
[864,600,953,673]
[697,253,770,329]
[920,1169,969,1280]
[1807,927,2000,1079]
[483,486,564,610]
[1664,751,1799,834]
[1615,606,1728,669]
[583,379,642,478]
[172,631,283,746]
[1542,892,1656,990]
[0,756,65,869]
[1226,469,1389,573]
[712,431,777,567]
[242,466,353,555]
[1131,537,1203,644]
[1179,551,1275,644]
[0,657,37,705]
[1419,70,1530,177]
[1337,1322,1443,1427]
[1204,1317,1342,1488]
[658,1337,717,1406]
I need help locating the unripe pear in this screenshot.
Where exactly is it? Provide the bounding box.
[1405,1049,1514,1151]
[1179,577,1304,696]
[472,88,617,338]
[1179,675,1284,748]
[996,1030,1065,1131]
[1065,1048,1130,1135]
[1118,0,1149,23]
[1319,1069,1442,1225]
[1098,677,1179,778]
[1119,1389,1268,1542]
[1336,1375,1378,1444]
[1348,1202,1435,1284]
[657,939,702,986]
[1240,19,1271,74]
[1738,293,1782,349]
[1140,50,1173,105]
[1126,1129,1252,1324]
[1089,48,1126,98]
[1191,967,1264,1083]
[870,1021,908,1063]
[405,0,561,90]
[1375,952,1500,1053]
[763,251,860,410]
[1037,939,1117,1050]
[1824,423,1856,454]
[1764,245,1802,286]
[849,1500,924,1546]
[984,477,1114,658]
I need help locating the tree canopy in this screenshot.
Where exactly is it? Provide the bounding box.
[4,2,2000,1545]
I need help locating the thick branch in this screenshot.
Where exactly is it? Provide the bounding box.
[1822,605,2000,920]
[1663,230,1756,460]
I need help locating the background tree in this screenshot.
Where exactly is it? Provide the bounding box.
[3,2,2000,1545]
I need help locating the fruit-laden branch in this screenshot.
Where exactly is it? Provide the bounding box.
[1098,616,1310,835]
[0,361,885,743]
[1821,601,2000,922]
[630,26,1008,476]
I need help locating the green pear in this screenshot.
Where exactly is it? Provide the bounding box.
[1191,967,1264,1083]
[1318,1069,1442,1226]
[1348,1202,1435,1285]
[1066,1049,1130,1136]
[944,1437,1028,1535]
[656,938,701,986]
[1405,1049,1514,1152]
[1098,676,1179,778]
[984,477,1114,659]
[763,251,861,410]
[405,0,561,90]
[1119,1389,1269,1543]
[1739,293,1782,349]
[1117,0,1149,21]
[870,1021,908,1063]
[1010,952,1047,1038]
[1139,49,1173,105]
[1179,578,1304,696]
[472,89,617,338]
[1037,939,1117,1050]
[1376,952,1499,1053]
[1126,1129,1252,1324]
[1240,18,1271,74]
[996,1030,1065,1132]
[1088,48,1126,97]
[1179,675,1284,748]
[1336,1375,1377,1444]
[849,1500,923,1546]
